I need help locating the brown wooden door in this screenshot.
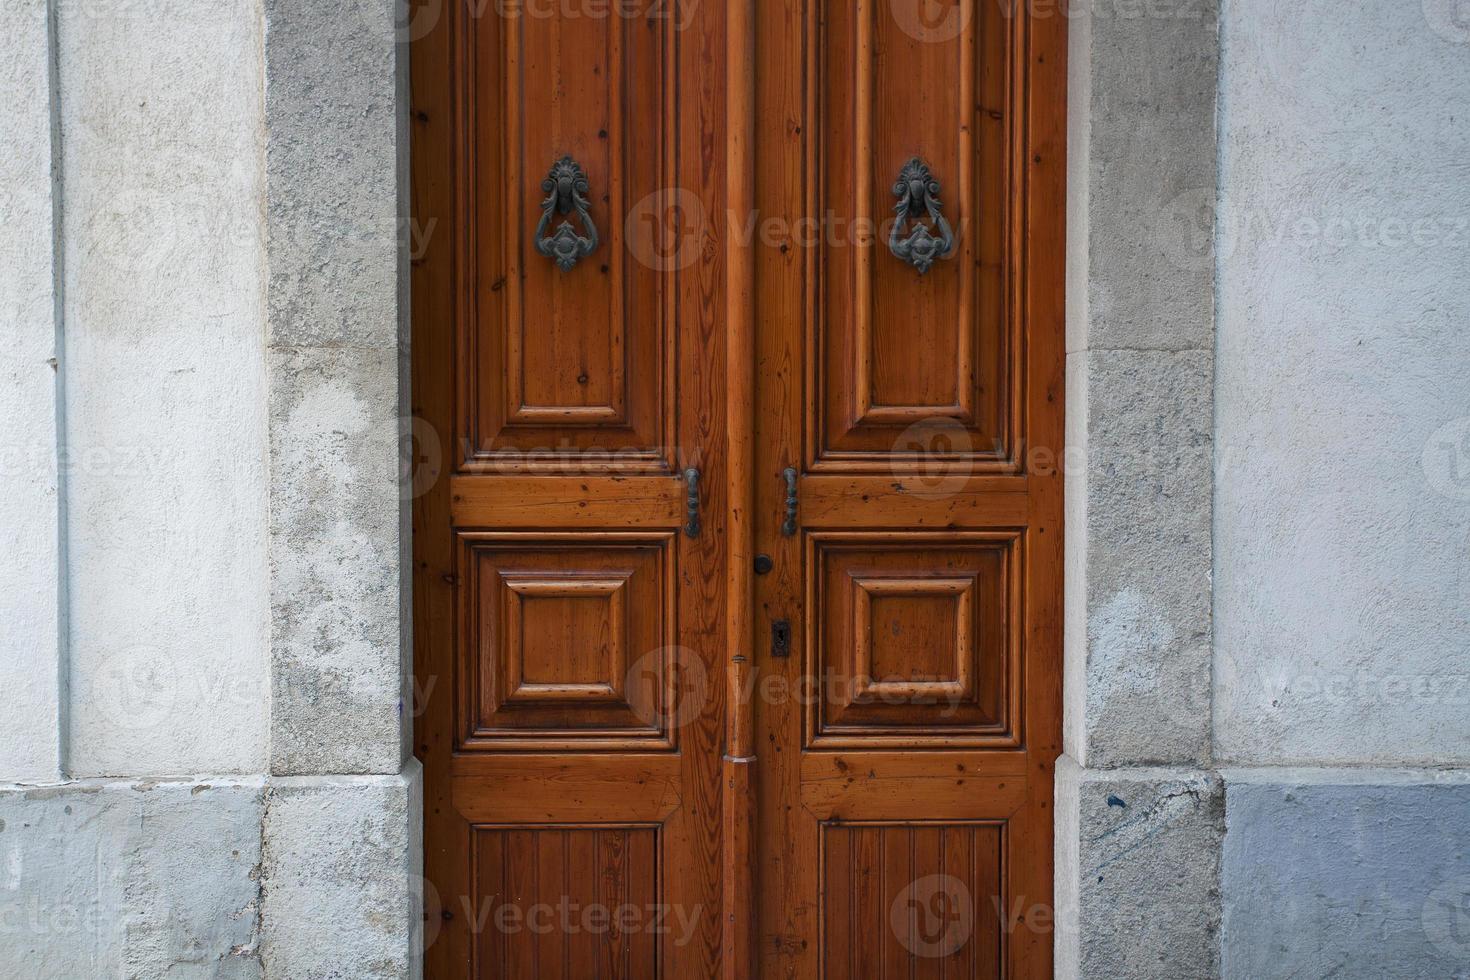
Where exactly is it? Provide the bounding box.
[411,2,1063,977]
[745,2,1064,977]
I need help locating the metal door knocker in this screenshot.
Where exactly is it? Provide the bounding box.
[889,157,954,274]
[535,155,599,271]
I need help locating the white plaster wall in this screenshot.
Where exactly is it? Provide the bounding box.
[60,0,270,776]
[0,0,63,784]
[1215,0,1470,764]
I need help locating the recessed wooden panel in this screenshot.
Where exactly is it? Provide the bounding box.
[808,0,1017,470]
[458,533,677,751]
[820,822,1002,980]
[807,533,1020,748]
[464,7,677,469]
[473,825,659,978]
[502,575,628,703]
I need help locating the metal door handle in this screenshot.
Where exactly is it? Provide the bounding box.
[889,157,954,274]
[534,155,599,271]
[781,467,798,537]
[684,468,701,538]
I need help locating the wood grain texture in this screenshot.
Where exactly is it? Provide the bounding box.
[472,826,660,979]
[753,1,1065,977]
[413,0,729,976]
[415,0,1063,975]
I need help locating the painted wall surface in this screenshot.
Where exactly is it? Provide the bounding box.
[1214,0,1470,766]
[0,0,63,784]
[59,0,270,776]
[1223,774,1470,979]
[1214,3,1470,977]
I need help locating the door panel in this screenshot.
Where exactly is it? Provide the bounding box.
[413,0,728,976]
[752,0,1063,977]
[466,5,677,464]
[813,0,1011,464]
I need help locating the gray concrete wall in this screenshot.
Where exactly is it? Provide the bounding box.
[59,0,271,778]
[0,1,420,977]
[1212,1,1470,977]
[0,0,64,786]
[1215,0,1470,769]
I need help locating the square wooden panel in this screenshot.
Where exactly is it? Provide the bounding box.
[501,575,629,704]
[457,532,677,751]
[806,533,1021,749]
[820,822,1003,979]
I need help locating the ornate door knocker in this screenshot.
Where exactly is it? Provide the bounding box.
[888,157,955,274]
[534,155,599,271]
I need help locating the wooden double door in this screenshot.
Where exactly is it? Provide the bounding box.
[411,1,1064,976]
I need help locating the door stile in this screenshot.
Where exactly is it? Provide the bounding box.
[722,0,759,977]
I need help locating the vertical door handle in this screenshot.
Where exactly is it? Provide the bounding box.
[534,155,599,271]
[781,467,798,537]
[889,157,954,274]
[684,468,701,538]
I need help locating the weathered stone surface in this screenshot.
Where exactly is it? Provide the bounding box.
[1067,0,1220,354]
[58,0,271,777]
[0,780,265,979]
[264,0,405,350]
[260,764,423,980]
[1065,350,1213,767]
[0,0,63,784]
[269,346,405,775]
[1222,770,1470,979]
[1056,757,1224,979]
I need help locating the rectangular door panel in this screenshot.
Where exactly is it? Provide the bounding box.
[472,825,659,979]
[457,532,677,752]
[821,822,1003,980]
[811,0,1015,469]
[465,5,678,468]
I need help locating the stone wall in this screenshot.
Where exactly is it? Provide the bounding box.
[0,1,419,977]
[1062,1,1470,977]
